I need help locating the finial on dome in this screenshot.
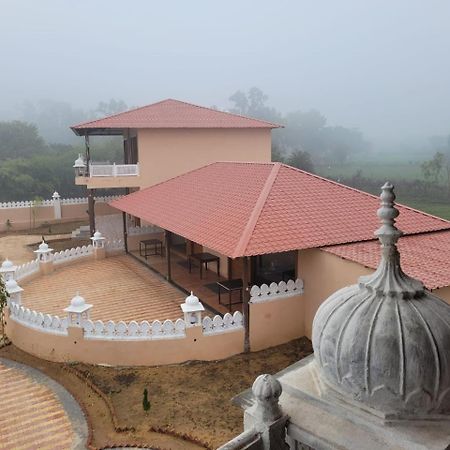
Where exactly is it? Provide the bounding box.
[358,182,424,298]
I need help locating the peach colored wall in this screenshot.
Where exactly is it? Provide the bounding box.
[0,202,118,232]
[299,248,373,339]
[137,128,272,187]
[249,294,304,351]
[5,315,244,367]
[75,175,141,189]
[432,286,450,305]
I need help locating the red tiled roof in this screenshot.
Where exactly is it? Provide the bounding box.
[71,99,281,133]
[322,230,450,290]
[110,162,450,258]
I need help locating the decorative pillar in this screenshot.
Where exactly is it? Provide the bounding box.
[34,241,54,275]
[180,292,205,326]
[5,279,23,305]
[64,292,92,327]
[244,375,288,450]
[0,259,17,282]
[91,230,106,260]
[52,191,62,220]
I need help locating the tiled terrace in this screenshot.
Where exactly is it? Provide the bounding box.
[21,255,186,322]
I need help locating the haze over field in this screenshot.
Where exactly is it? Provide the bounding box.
[1,0,450,146]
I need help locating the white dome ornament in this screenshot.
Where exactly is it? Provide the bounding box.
[180,291,204,327]
[312,182,450,419]
[64,292,93,326]
[0,258,17,282]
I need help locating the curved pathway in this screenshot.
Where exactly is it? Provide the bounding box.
[0,358,88,450]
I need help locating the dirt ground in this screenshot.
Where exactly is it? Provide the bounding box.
[0,338,312,449]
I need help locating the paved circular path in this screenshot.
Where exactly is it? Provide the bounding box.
[0,358,88,450]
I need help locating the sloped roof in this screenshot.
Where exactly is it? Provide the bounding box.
[322,230,450,290]
[110,162,450,258]
[71,99,282,135]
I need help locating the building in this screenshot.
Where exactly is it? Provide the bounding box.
[110,162,450,351]
[71,98,281,233]
[220,183,450,450]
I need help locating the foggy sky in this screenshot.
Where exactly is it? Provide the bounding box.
[1,0,450,142]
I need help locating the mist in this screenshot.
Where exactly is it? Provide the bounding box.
[1,0,450,146]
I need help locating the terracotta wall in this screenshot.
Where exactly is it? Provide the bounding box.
[249,294,304,351]
[6,316,244,366]
[137,128,272,187]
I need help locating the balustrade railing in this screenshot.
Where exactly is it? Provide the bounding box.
[89,163,139,177]
[250,279,304,303]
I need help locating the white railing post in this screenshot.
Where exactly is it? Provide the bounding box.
[112,163,117,177]
[52,191,61,220]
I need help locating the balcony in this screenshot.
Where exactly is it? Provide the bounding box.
[75,161,141,189]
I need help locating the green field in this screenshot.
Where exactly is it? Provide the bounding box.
[315,162,450,220]
[316,162,423,183]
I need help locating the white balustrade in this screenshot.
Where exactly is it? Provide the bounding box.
[89,163,139,178]
[82,317,186,340]
[53,245,94,265]
[8,302,68,335]
[249,278,304,303]
[202,311,243,335]
[0,195,121,209]
[15,259,39,282]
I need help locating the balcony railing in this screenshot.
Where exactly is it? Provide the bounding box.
[88,163,139,177]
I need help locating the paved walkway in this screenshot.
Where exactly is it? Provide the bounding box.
[21,255,185,322]
[0,358,88,450]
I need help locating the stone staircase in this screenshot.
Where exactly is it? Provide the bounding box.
[71,225,91,239]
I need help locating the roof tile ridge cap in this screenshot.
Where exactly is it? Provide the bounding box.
[286,164,450,225]
[71,99,171,129]
[172,98,283,128]
[232,163,282,258]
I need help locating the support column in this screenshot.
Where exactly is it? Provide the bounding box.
[242,256,250,353]
[88,189,95,236]
[122,212,128,253]
[165,230,172,282]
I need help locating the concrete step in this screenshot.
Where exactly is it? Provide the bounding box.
[71,225,91,239]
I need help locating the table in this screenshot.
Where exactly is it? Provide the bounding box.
[139,238,163,259]
[188,252,220,279]
[217,278,243,311]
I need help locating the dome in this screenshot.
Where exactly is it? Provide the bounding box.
[70,293,85,308]
[312,182,450,419]
[73,154,86,168]
[93,230,102,239]
[1,259,15,270]
[38,241,49,251]
[185,291,200,306]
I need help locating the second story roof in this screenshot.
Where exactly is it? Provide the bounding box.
[110,162,450,258]
[71,99,282,135]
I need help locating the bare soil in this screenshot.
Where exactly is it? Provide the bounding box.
[0,338,312,449]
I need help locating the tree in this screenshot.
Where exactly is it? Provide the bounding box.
[0,121,47,159]
[287,150,314,173]
[142,388,151,411]
[421,151,444,184]
[93,99,128,117]
[0,276,9,343]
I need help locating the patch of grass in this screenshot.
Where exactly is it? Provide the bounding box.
[397,198,450,220]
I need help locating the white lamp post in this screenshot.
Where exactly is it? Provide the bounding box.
[73,154,87,177]
[34,240,53,263]
[91,230,106,249]
[5,279,23,305]
[64,292,93,327]
[0,259,17,282]
[180,291,205,327]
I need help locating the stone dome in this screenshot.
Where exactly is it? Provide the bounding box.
[312,182,450,419]
[93,230,102,239]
